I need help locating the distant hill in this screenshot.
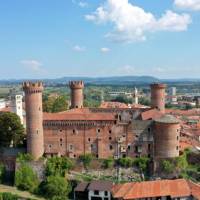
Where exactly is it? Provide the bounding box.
[1,76,200,86]
[0,76,159,85]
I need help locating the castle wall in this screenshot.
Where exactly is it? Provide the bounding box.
[43,120,145,159]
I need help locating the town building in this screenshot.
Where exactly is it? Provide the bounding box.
[74,179,200,200]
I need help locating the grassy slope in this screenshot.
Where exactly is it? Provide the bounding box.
[0,184,45,200]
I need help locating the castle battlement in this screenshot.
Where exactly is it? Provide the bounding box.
[151,83,166,89]
[69,80,84,89]
[22,81,43,92]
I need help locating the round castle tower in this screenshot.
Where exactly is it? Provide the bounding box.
[23,82,44,160]
[154,115,180,158]
[69,81,84,109]
[151,83,166,113]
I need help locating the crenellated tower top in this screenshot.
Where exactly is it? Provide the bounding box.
[22,81,44,93]
[69,81,84,89]
[150,83,166,89]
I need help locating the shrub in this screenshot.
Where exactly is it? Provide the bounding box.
[0,193,18,200]
[45,156,74,177]
[102,158,114,169]
[0,164,6,183]
[16,153,33,163]
[161,160,174,174]
[117,157,133,168]
[39,176,71,200]
[133,157,150,172]
[15,163,39,193]
[79,154,93,169]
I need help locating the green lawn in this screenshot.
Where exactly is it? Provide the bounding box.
[0,184,45,200]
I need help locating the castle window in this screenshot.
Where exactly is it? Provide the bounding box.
[39,107,41,111]
[36,130,39,134]
[176,146,179,150]
[97,129,101,133]
[109,145,113,150]
[128,145,131,150]
[109,130,112,134]
[60,130,62,132]
[60,143,63,147]
[177,129,179,132]
[148,144,151,151]
[73,129,75,133]
[177,136,179,140]
[69,144,73,151]
[49,144,52,148]
[148,128,151,132]
[96,154,99,158]
[88,138,91,142]
[60,138,63,142]
[109,137,112,140]
[74,154,76,158]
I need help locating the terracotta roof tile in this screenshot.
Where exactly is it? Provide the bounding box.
[43,110,116,121]
[112,179,196,200]
[100,101,129,109]
[141,109,163,121]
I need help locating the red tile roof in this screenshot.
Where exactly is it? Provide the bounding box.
[112,179,200,200]
[43,108,116,121]
[100,101,129,109]
[141,109,163,121]
[188,180,200,200]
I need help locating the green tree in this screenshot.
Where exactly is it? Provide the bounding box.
[15,163,39,193]
[111,96,132,104]
[139,97,150,106]
[52,96,68,113]
[0,164,5,183]
[161,160,174,174]
[102,157,114,169]
[45,157,74,177]
[16,153,33,163]
[0,112,25,147]
[39,176,71,200]
[79,154,93,169]
[43,95,56,112]
[117,157,133,168]
[133,157,150,172]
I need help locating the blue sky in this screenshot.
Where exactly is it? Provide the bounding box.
[0,0,200,79]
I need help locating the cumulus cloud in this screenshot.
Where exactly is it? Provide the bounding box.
[101,47,110,53]
[85,0,191,42]
[174,0,200,11]
[117,65,135,74]
[72,0,88,8]
[73,45,86,52]
[79,1,88,8]
[20,60,43,71]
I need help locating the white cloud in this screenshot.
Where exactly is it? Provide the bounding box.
[85,0,191,42]
[79,1,88,8]
[117,65,135,74]
[73,45,86,52]
[20,60,43,72]
[174,0,200,11]
[72,0,88,8]
[101,47,110,53]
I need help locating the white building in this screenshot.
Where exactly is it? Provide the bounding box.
[9,89,24,124]
[0,99,6,109]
